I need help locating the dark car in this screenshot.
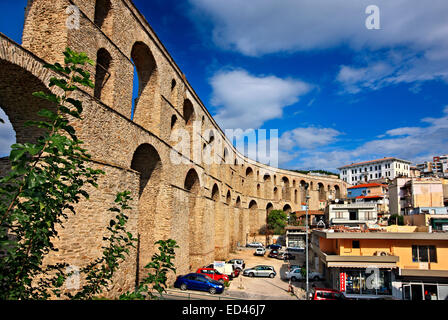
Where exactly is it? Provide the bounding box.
[266,244,282,250]
[283,253,296,261]
[268,250,279,258]
[174,273,225,294]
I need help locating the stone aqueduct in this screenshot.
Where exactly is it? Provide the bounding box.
[0,0,347,295]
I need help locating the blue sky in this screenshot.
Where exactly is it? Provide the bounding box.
[1,0,448,172]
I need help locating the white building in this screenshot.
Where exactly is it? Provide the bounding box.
[338,157,411,185]
[326,202,378,227]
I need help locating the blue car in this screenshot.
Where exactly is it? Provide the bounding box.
[174,273,225,294]
[267,244,282,250]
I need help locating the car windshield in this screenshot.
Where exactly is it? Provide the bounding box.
[203,275,213,281]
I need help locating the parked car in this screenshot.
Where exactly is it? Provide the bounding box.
[285,268,325,281]
[204,263,237,279]
[266,244,282,250]
[276,251,284,260]
[196,268,229,283]
[283,253,296,261]
[246,242,263,248]
[254,247,266,256]
[227,259,245,271]
[268,250,279,258]
[243,265,276,278]
[174,273,225,294]
[309,288,346,300]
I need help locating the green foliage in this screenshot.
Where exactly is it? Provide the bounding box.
[0,48,136,300]
[119,239,179,300]
[388,214,404,226]
[267,210,288,235]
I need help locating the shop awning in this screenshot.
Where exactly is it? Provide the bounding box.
[327,261,398,269]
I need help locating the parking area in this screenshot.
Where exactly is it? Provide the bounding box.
[222,247,326,300]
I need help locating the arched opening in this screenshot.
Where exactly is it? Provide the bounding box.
[334,185,341,199]
[283,204,292,215]
[183,99,195,126]
[131,42,158,125]
[170,114,178,131]
[0,59,56,176]
[318,183,326,201]
[211,184,220,201]
[273,187,279,201]
[94,48,113,105]
[94,0,113,37]
[226,190,231,205]
[170,79,177,106]
[281,176,290,201]
[130,143,163,283]
[300,180,307,205]
[249,200,258,237]
[294,189,298,204]
[257,184,261,197]
[184,168,203,270]
[263,174,272,198]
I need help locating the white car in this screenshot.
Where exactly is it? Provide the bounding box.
[254,248,266,256]
[285,268,325,281]
[246,242,263,248]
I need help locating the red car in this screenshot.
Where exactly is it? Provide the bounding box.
[196,268,229,283]
[309,288,346,300]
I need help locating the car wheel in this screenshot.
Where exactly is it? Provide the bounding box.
[269,273,275,278]
[209,287,217,294]
[313,276,319,281]
[180,284,187,291]
[291,276,297,282]
[249,273,254,278]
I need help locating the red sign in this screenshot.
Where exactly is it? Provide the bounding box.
[339,272,346,292]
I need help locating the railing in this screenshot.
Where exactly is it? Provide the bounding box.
[160,289,246,301]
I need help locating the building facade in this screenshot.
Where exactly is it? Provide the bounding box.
[310,228,448,300]
[339,157,411,185]
[325,202,378,227]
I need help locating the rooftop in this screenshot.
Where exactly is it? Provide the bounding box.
[338,157,412,169]
[348,183,388,189]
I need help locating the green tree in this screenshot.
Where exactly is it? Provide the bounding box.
[388,214,404,226]
[267,210,288,235]
[0,48,138,300]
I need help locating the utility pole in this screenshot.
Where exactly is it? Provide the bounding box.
[305,183,310,300]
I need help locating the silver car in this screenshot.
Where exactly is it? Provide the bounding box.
[243,265,276,278]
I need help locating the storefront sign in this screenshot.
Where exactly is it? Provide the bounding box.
[340,272,346,292]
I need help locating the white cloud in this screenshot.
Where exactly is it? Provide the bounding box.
[0,109,16,157]
[210,69,312,129]
[189,0,448,92]
[280,106,448,171]
[280,127,342,150]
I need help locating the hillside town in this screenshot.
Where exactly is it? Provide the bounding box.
[295,155,448,300]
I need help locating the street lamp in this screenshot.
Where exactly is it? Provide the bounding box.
[304,183,311,300]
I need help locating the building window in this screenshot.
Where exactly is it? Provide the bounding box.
[353,240,360,249]
[412,245,437,263]
[349,211,358,221]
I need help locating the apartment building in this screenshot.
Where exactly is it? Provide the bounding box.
[339,157,411,185]
[417,155,448,178]
[310,227,448,300]
[347,183,389,213]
